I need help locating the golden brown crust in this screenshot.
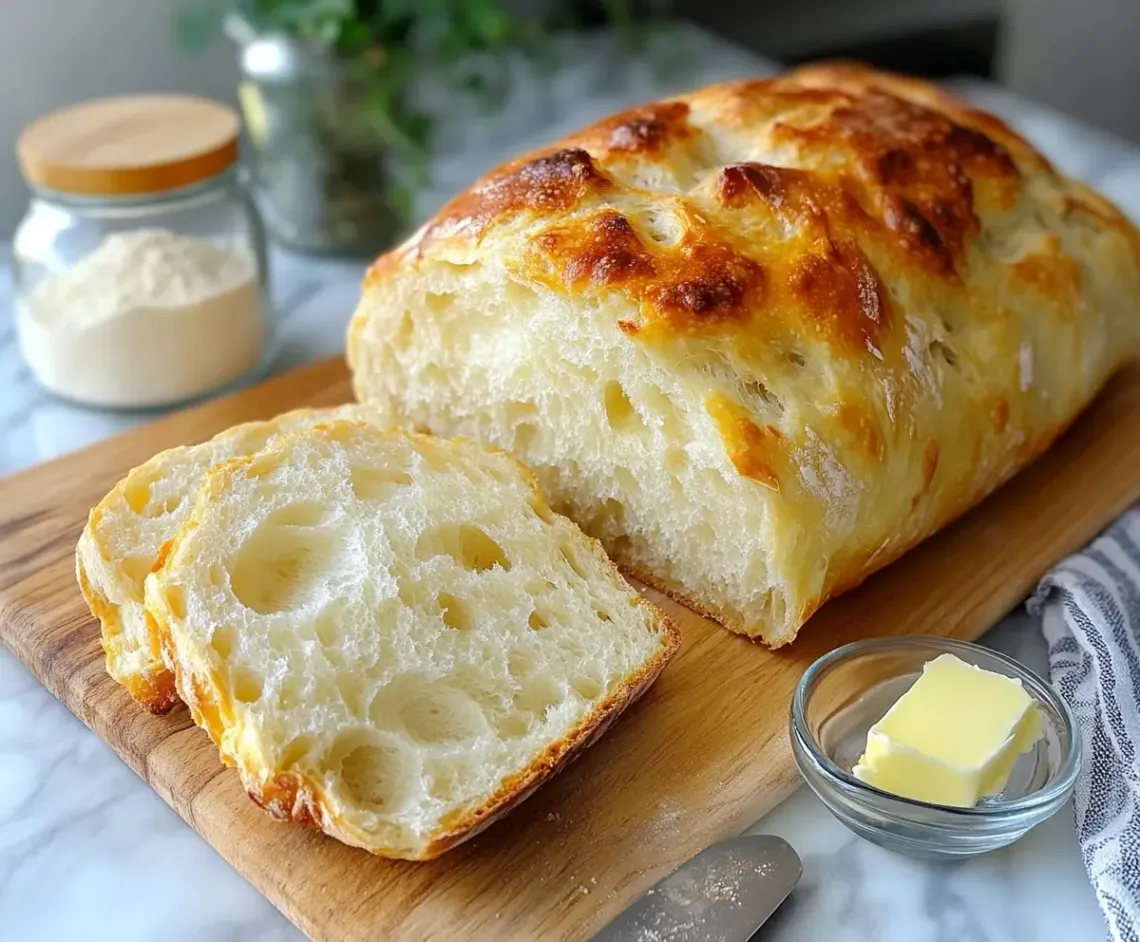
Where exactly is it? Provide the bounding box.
[124,663,180,714]
[368,59,1138,354]
[77,551,180,713]
[353,60,1140,644]
[247,772,327,831]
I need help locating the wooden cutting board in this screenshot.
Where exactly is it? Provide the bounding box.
[3,356,1139,942]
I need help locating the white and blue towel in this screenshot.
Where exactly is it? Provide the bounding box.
[1031,506,1140,942]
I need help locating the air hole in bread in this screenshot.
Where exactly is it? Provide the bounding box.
[396,575,422,610]
[743,380,784,414]
[210,624,236,661]
[401,684,489,744]
[505,400,537,420]
[425,291,453,314]
[267,501,329,528]
[322,422,363,444]
[121,556,153,589]
[208,564,227,589]
[245,451,286,479]
[395,311,414,344]
[315,607,344,648]
[613,466,639,497]
[642,385,687,439]
[164,585,186,621]
[514,675,565,717]
[494,712,532,739]
[596,609,612,623]
[142,493,183,518]
[639,208,684,246]
[232,666,264,703]
[598,497,626,530]
[524,576,558,597]
[610,533,634,559]
[336,736,416,814]
[571,673,604,701]
[527,495,554,524]
[280,734,316,769]
[697,351,737,389]
[415,437,458,474]
[123,476,153,514]
[528,610,549,630]
[415,523,512,572]
[559,542,589,581]
[505,401,539,449]
[351,464,413,500]
[788,351,807,368]
[230,523,344,614]
[603,380,647,435]
[437,592,471,630]
[929,340,959,370]
[239,427,274,454]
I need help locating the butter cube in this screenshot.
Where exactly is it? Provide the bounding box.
[852,653,1043,807]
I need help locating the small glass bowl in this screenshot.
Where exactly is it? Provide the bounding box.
[790,636,1080,858]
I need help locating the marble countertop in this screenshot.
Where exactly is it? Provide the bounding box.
[2,24,1134,942]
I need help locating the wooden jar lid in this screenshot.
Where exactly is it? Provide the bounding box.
[17,94,241,197]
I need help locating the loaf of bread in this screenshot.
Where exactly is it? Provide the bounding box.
[145,421,678,859]
[348,63,1140,646]
[77,405,379,712]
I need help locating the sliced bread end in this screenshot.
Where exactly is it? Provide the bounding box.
[146,421,679,859]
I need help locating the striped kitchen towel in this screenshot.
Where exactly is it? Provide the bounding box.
[1030,506,1140,942]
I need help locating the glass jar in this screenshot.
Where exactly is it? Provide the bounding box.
[232,26,404,256]
[12,94,272,410]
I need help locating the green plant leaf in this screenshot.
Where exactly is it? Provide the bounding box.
[176,0,645,220]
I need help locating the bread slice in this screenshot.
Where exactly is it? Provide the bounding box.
[144,421,679,859]
[77,405,380,712]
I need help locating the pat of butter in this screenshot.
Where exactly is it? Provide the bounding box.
[852,653,1043,807]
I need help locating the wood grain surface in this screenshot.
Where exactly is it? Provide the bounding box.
[2,356,1139,942]
[16,94,240,197]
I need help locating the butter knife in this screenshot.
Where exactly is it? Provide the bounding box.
[590,834,802,942]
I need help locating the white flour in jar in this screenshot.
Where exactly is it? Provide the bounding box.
[17,228,267,408]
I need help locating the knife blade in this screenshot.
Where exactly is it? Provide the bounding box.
[590,834,802,942]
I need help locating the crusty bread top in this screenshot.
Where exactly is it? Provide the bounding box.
[367,62,1140,435]
[378,61,1139,302]
[354,63,1140,637]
